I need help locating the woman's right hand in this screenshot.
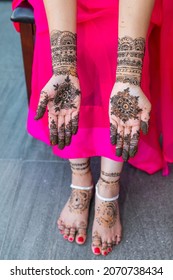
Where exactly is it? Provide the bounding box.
[34,74,81,150]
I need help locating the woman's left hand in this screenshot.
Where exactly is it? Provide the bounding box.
[109,82,151,161]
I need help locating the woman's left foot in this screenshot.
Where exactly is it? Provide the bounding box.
[91,180,122,256]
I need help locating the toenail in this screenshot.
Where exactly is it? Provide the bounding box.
[94,248,101,254]
[103,251,108,256]
[77,236,84,243]
[69,237,74,242]
[63,235,68,239]
[108,248,112,252]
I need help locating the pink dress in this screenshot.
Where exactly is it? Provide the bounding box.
[12,0,173,174]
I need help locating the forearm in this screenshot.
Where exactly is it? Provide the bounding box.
[117,0,155,85]
[43,0,77,76]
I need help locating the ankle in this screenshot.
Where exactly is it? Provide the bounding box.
[72,170,93,187]
[97,179,119,199]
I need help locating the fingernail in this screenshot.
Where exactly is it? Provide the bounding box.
[77,236,84,243]
[122,150,129,161]
[116,148,123,157]
[69,237,74,242]
[94,248,101,254]
[129,147,137,157]
[65,137,71,146]
[58,142,65,150]
[111,136,117,145]
[34,115,39,120]
[72,127,78,135]
[141,121,148,135]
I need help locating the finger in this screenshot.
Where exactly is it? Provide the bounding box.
[49,113,58,146]
[58,116,65,150]
[65,114,72,146]
[116,126,124,157]
[110,122,118,145]
[140,110,150,135]
[122,127,131,162]
[34,91,48,120]
[129,127,140,158]
[71,112,79,135]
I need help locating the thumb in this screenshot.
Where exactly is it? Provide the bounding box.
[34,90,48,120]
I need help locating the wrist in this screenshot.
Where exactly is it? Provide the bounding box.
[116,36,145,86]
[50,30,77,77]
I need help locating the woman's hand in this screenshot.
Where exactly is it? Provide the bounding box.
[35,74,81,149]
[109,82,151,161]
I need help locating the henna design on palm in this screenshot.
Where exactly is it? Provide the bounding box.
[110,88,142,123]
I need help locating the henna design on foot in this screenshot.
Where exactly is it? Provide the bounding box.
[96,202,117,228]
[68,190,91,214]
[101,171,121,177]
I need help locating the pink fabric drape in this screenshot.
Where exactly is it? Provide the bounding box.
[12,0,173,174]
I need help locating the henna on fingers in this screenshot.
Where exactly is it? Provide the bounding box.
[129,130,140,157]
[58,123,65,149]
[49,119,58,145]
[34,91,48,120]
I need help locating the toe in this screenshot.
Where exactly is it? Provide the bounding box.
[92,232,102,255]
[75,228,87,245]
[68,227,76,243]
[116,235,122,245]
[107,241,113,253]
[101,241,108,256]
[63,227,70,240]
[57,219,65,234]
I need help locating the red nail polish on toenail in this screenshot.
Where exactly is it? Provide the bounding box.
[104,251,108,256]
[69,237,74,242]
[94,248,100,254]
[63,235,68,239]
[108,248,112,252]
[78,237,84,243]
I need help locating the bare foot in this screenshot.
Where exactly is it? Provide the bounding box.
[57,161,93,245]
[92,180,122,256]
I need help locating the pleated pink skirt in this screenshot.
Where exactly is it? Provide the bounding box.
[12,0,173,174]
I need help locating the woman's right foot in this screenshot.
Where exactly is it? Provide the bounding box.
[57,160,93,245]
[92,178,122,256]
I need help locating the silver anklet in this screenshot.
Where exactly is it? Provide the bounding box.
[96,183,119,202]
[70,184,93,191]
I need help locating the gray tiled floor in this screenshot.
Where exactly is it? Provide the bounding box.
[0,1,173,260]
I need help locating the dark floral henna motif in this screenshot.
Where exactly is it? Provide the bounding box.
[116,37,145,86]
[96,202,117,228]
[53,76,80,112]
[110,88,142,123]
[51,30,77,77]
[68,190,91,214]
